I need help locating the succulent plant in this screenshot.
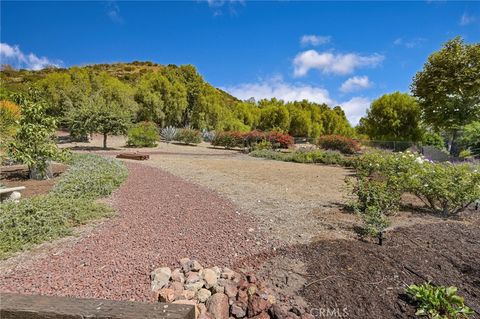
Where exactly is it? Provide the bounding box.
[161,126,178,143]
[201,130,216,143]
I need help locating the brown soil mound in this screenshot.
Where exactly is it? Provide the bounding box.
[268,222,480,318]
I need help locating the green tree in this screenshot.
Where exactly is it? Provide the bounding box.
[358,92,423,142]
[461,121,480,155]
[411,37,480,152]
[258,103,291,132]
[9,93,67,179]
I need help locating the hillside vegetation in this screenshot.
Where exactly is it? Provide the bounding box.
[0,61,353,137]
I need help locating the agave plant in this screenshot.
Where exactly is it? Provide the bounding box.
[201,130,216,143]
[161,126,178,143]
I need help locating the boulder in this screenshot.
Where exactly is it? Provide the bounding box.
[203,268,218,288]
[180,258,192,273]
[248,295,272,317]
[224,282,238,299]
[197,288,212,303]
[186,272,202,284]
[191,260,203,272]
[230,302,247,318]
[151,267,172,291]
[172,268,185,283]
[185,280,205,292]
[207,293,229,319]
[158,288,175,303]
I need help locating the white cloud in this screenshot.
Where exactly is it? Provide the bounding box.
[293,50,384,77]
[105,1,123,23]
[460,13,475,26]
[222,76,334,105]
[340,96,371,126]
[300,35,331,47]
[340,76,372,93]
[0,43,62,70]
[393,37,426,48]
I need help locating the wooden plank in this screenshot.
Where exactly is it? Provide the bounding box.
[116,153,150,160]
[0,293,195,319]
[0,186,26,194]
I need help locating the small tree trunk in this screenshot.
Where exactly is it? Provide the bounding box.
[447,130,458,155]
[103,133,108,149]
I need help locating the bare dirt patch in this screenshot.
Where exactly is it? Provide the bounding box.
[0,163,68,198]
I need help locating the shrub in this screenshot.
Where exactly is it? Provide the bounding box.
[175,128,202,145]
[250,149,347,166]
[406,283,473,318]
[265,131,294,149]
[201,130,216,143]
[0,195,112,258]
[8,97,69,179]
[317,135,360,154]
[0,100,21,141]
[408,162,480,215]
[243,130,266,148]
[211,131,244,149]
[53,153,128,199]
[254,140,273,151]
[353,151,480,215]
[127,121,159,147]
[161,126,178,143]
[347,177,401,244]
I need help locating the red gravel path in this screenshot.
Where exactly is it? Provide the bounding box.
[0,162,274,301]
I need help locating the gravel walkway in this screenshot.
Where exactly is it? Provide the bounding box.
[0,162,274,301]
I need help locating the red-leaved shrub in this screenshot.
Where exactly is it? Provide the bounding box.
[243,130,266,147]
[265,131,294,149]
[317,135,360,154]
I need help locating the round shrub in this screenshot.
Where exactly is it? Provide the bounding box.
[127,121,159,147]
[211,131,244,149]
[175,128,202,145]
[265,131,294,149]
[317,135,360,154]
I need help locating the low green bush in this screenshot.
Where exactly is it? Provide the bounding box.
[346,177,401,244]
[0,153,127,258]
[175,128,202,145]
[126,121,159,147]
[253,140,273,151]
[353,151,480,215]
[406,283,473,318]
[0,195,112,258]
[211,131,244,149]
[54,153,128,199]
[250,149,347,166]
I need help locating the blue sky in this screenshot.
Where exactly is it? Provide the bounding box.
[1,1,479,124]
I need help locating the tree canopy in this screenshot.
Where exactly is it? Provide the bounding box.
[411,37,480,149]
[358,92,423,142]
[0,62,355,138]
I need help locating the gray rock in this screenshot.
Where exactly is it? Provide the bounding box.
[197,288,212,303]
[151,267,171,291]
[185,280,205,292]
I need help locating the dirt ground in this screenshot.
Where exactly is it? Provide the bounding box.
[7,133,478,318]
[0,163,68,198]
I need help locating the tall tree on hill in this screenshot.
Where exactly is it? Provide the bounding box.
[411,37,480,153]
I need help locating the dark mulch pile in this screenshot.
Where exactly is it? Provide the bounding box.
[277,222,480,318]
